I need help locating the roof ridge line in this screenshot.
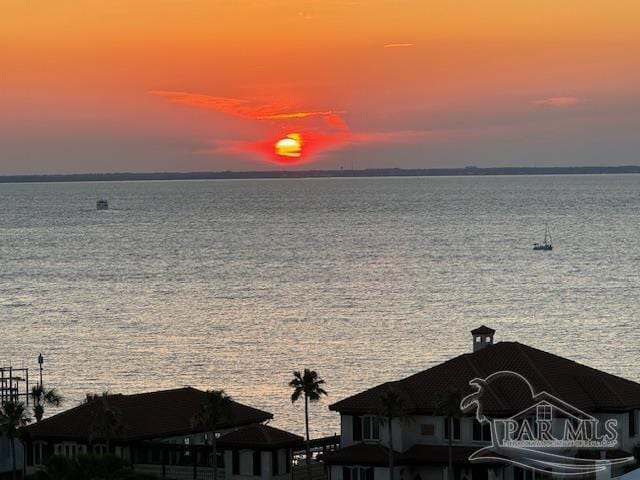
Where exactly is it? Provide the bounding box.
[120,386,199,398]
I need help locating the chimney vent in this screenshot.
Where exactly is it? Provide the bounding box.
[471,325,495,352]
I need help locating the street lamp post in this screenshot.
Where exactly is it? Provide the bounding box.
[38,353,44,389]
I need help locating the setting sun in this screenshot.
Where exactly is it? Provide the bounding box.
[275,133,302,158]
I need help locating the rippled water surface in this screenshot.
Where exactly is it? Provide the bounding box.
[2,175,640,436]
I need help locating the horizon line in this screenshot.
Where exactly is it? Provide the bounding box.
[1,165,640,184]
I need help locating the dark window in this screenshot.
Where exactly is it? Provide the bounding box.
[471,465,487,480]
[344,467,374,480]
[473,420,491,441]
[285,450,291,473]
[253,451,262,476]
[514,467,523,480]
[421,424,435,436]
[630,411,636,437]
[454,466,462,480]
[363,416,380,440]
[353,416,363,441]
[514,467,533,480]
[232,450,240,475]
[272,451,278,476]
[444,417,461,440]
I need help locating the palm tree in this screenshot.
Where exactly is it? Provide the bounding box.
[191,389,233,480]
[88,395,124,455]
[289,369,327,480]
[84,391,111,404]
[435,390,464,480]
[0,401,31,480]
[30,385,63,422]
[377,389,409,480]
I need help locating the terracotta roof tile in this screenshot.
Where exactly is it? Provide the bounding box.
[24,387,272,441]
[219,424,303,449]
[329,342,640,414]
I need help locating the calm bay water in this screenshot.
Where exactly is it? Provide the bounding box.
[2,175,640,436]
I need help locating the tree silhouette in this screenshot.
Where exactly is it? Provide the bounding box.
[30,385,63,422]
[0,401,31,480]
[289,369,327,480]
[191,390,234,480]
[377,389,410,480]
[88,395,125,455]
[435,390,464,480]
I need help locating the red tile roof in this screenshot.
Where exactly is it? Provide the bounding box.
[218,424,303,449]
[323,443,486,466]
[329,342,640,414]
[24,387,272,442]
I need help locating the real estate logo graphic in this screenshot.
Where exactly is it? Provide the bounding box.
[460,371,634,476]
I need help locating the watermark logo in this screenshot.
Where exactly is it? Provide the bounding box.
[460,371,634,475]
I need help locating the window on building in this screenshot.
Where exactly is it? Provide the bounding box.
[421,424,435,436]
[343,467,374,480]
[33,443,43,465]
[272,450,279,476]
[151,447,161,463]
[472,420,491,441]
[536,405,552,421]
[93,444,107,457]
[63,444,78,459]
[285,449,291,473]
[444,417,461,440]
[630,411,637,437]
[232,449,240,474]
[514,467,534,480]
[208,452,223,468]
[353,416,363,441]
[253,450,262,476]
[363,416,380,440]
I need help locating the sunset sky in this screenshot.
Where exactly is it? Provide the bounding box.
[2,0,640,173]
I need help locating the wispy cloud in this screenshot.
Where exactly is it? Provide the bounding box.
[534,96,581,107]
[383,43,415,48]
[150,90,348,128]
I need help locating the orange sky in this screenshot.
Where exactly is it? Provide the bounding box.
[2,0,640,173]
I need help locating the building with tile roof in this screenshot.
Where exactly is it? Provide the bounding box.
[22,387,301,480]
[325,328,640,480]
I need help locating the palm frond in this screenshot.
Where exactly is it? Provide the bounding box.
[291,388,303,404]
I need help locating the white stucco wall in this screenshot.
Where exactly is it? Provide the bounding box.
[341,414,491,453]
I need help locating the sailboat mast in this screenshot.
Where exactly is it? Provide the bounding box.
[545,224,552,245]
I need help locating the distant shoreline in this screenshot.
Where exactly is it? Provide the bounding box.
[1,166,640,183]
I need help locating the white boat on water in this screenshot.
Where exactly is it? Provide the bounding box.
[96,199,109,210]
[533,223,552,251]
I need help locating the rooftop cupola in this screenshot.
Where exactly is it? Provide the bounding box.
[471,325,495,352]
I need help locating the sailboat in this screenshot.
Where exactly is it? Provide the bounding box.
[533,224,553,251]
